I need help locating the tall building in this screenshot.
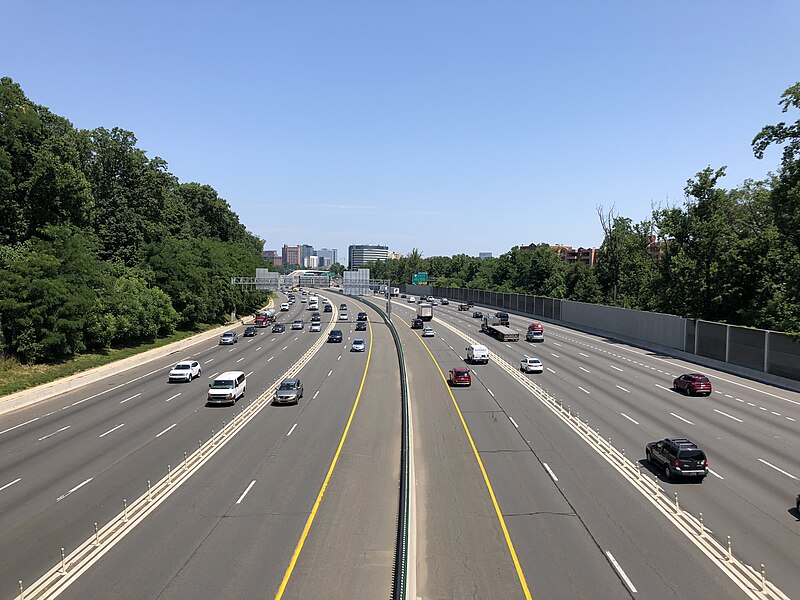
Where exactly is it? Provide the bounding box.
[478,252,493,259]
[282,244,302,267]
[316,248,338,267]
[300,244,315,266]
[262,250,282,266]
[305,255,320,268]
[348,244,389,269]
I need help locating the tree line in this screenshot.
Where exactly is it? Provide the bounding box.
[366,82,800,334]
[0,77,270,363]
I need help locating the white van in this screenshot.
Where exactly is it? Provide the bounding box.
[280,302,290,311]
[466,344,489,364]
[207,371,246,406]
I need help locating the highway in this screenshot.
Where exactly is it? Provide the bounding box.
[392,296,800,599]
[0,294,399,600]
[3,288,799,599]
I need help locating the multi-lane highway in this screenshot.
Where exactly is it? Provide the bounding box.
[0,294,399,600]
[391,296,800,599]
[2,288,799,599]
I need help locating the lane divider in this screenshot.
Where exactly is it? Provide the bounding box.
[13,305,339,600]
[433,314,790,600]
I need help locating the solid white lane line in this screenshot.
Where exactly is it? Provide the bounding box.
[579,352,589,357]
[579,366,590,373]
[543,463,559,482]
[546,367,556,374]
[620,413,639,425]
[69,398,90,407]
[236,358,245,363]
[327,370,333,377]
[287,423,298,436]
[655,384,672,392]
[508,416,518,428]
[713,409,743,423]
[488,389,495,398]
[313,391,320,400]
[0,478,21,493]
[165,393,181,402]
[208,372,219,379]
[606,551,638,594]
[120,393,141,404]
[758,458,798,480]
[38,425,71,441]
[98,423,124,438]
[57,478,93,502]
[236,480,257,504]
[708,468,725,480]
[1,417,41,437]
[267,356,274,362]
[551,353,560,358]
[155,423,177,438]
[203,358,215,364]
[610,365,623,372]
[578,386,590,395]
[616,385,630,393]
[670,412,694,425]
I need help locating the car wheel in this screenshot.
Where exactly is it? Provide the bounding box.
[664,464,672,481]
[646,450,652,464]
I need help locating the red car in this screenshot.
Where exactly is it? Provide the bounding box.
[673,373,712,396]
[448,368,471,387]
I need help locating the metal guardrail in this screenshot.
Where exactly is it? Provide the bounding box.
[347,293,409,600]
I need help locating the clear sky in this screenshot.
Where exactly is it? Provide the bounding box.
[3,1,798,259]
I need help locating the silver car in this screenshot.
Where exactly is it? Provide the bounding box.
[219,331,238,345]
[273,378,303,405]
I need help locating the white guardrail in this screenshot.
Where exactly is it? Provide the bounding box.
[14,303,339,600]
[433,315,790,600]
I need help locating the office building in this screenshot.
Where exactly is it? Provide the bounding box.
[348,244,389,269]
[316,248,338,267]
[282,244,302,267]
[262,250,282,266]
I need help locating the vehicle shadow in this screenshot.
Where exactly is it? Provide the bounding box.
[637,458,703,484]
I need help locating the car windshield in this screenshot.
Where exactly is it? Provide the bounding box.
[279,382,296,390]
[678,449,705,460]
[211,380,234,389]
[173,364,190,370]
[693,376,710,383]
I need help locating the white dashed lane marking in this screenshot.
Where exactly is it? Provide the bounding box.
[670,413,694,425]
[98,423,124,438]
[620,413,639,425]
[758,459,798,480]
[616,385,630,393]
[0,478,21,493]
[38,426,70,441]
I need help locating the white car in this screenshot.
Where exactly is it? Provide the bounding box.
[407,296,416,303]
[351,339,366,352]
[168,360,201,382]
[310,322,321,332]
[520,356,543,373]
[339,312,349,320]
[421,326,435,337]
[280,303,289,311]
[292,319,304,330]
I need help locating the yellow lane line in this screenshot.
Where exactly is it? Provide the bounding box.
[413,329,534,600]
[274,305,375,599]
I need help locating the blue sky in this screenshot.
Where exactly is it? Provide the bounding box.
[3,1,798,259]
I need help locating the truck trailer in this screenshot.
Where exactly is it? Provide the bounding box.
[417,302,433,321]
[481,315,519,341]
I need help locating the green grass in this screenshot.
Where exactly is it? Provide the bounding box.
[0,325,218,397]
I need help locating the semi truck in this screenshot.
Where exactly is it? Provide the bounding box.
[417,302,433,321]
[255,308,276,327]
[481,315,519,341]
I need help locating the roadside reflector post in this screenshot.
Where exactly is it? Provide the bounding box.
[621,448,625,464]
[212,430,216,446]
[19,580,23,599]
[147,480,152,502]
[183,451,188,471]
[94,522,99,546]
[60,547,66,574]
[222,421,227,436]
[199,439,203,456]
[607,437,612,452]
[167,464,172,484]
[699,513,704,537]
[761,564,766,592]
[123,498,128,522]
[636,463,641,480]
[674,492,680,513]
[653,476,659,496]
[726,536,732,561]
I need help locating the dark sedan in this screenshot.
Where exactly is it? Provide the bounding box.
[243,326,257,337]
[472,311,483,318]
[328,330,343,343]
[272,323,286,333]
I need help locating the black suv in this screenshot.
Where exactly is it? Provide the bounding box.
[357,312,368,322]
[495,311,510,326]
[646,438,708,481]
[311,312,321,322]
[411,318,423,329]
[323,304,333,312]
